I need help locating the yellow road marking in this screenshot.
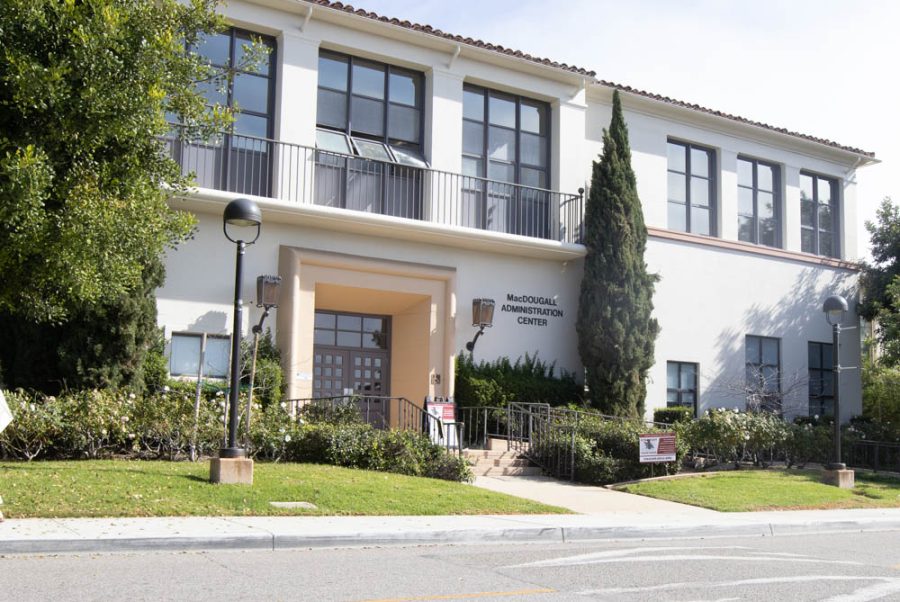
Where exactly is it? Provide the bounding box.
[357,588,556,601]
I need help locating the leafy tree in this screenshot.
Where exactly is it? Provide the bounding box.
[577,90,659,417]
[0,1,266,392]
[0,0,235,323]
[860,197,900,366]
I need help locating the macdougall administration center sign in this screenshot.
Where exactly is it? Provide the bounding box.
[639,433,677,463]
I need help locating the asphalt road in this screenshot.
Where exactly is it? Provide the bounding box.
[1,531,899,601]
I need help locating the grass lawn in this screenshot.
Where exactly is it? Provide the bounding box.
[618,469,900,512]
[0,460,568,518]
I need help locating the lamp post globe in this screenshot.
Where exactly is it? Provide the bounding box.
[221,198,262,460]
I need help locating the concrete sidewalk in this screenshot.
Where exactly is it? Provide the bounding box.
[3,472,900,555]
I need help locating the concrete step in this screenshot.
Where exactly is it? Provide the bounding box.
[474,466,544,477]
[467,458,531,468]
[463,450,521,460]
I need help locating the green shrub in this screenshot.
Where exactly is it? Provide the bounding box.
[455,352,581,408]
[653,406,693,425]
[0,390,64,460]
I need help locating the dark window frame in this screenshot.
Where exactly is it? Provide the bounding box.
[737,156,782,248]
[462,84,551,190]
[808,341,834,417]
[799,171,840,258]
[666,361,699,415]
[667,139,718,236]
[313,310,392,351]
[316,49,425,153]
[745,335,781,412]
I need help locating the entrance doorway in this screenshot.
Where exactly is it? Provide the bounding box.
[313,310,391,398]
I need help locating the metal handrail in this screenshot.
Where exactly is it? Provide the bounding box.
[162,126,584,243]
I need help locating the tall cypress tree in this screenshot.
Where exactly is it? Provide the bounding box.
[577,90,659,417]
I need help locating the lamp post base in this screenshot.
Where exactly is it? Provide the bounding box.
[210,457,254,485]
[822,467,854,489]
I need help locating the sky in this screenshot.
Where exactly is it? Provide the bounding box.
[345,0,899,258]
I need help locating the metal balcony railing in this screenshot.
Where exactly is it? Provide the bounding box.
[162,129,584,244]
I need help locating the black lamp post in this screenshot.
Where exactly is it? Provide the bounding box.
[465,298,495,352]
[823,294,848,470]
[221,198,261,459]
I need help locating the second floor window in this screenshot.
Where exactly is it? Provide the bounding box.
[667,140,716,236]
[737,157,781,248]
[317,51,423,153]
[462,86,549,189]
[800,172,839,258]
[745,335,781,412]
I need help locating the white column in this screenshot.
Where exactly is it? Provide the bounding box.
[840,176,858,261]
[553,91,587,195]
[719,150,738,241]
[783,165,801,253]
[424,69,463,226]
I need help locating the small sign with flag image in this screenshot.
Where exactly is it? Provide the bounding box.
[639,433,677,463]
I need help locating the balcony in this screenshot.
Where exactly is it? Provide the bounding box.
[163,129,584,244]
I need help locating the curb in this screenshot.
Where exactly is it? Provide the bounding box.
[2,517,899,555]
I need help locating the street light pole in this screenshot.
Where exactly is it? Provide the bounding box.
[223,239,247,458]
[829,318,844,470]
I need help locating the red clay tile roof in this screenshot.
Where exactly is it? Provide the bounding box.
[309,0,875,158]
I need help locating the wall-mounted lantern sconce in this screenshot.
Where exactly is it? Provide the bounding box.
[465,298,495,352]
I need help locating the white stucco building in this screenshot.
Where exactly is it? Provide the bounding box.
[158,0,876,422]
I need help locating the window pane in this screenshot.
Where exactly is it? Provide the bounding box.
[680,364,696,389]
[363,317,384,332]
[521,132,547,167]
[691,206,710,235]
[233,73,269,114]
[745,337,760,364]
[462,156,483,178]
[388,71,418,106]
[666,390,679,404]
[520,167,546,189]
[352,138,391,161]
[520,101,546,134]
[337,315,362,330]
[170,334,201,376]
[801,228,815,253]
[315,313,336,329]
[667,362,679,388]
[196,33,231,66]
[690,147,710,178]
[690,176,709,207]
[822,344,833,369]
[363,332,387,349]
[337,331,361,347]
[463,121,484,155]
[314,329,336,345]
[758,191,774,219]
[818,204,833,232]
[235,33,272,74]
[800,199,815,227]
[668,201,686,232]
[667,142,686,173]
[758,164,774,192]
[808,343,820,369]
[488,161,515,183]
[762,366,779,392]
[488,126,516,161]
[233,112,268,138]
[738,215,754,242]
[488,94,516,128]
[737,159,753,188]
[350,96,384,136]
[738,187,754,216]
[682,392,695,405]
[205,337,231,378]
[762,338,779,365]
[197,69,227,106]
[388,104,419,143]
[319,54,349,91]
[819,232,834,257]
[351,61,385,99]
[317,89,347,129]
[463,88,484,122]
[667,172,686,204]
[759,217,777,247]
[821,371,834,396]
[800,174,814,201]
[817,178,832,204]
[316,129,351,154]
